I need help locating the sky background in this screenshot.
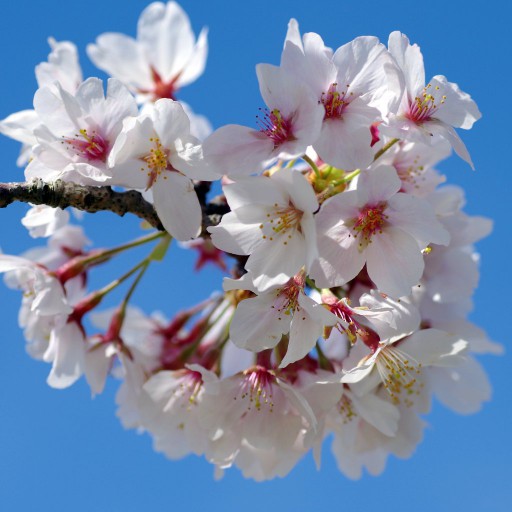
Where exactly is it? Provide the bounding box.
[0,0,510,510]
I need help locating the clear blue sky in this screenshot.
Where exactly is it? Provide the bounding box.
[0,1,510,510]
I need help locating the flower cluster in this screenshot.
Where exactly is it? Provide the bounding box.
[0,2,501,481]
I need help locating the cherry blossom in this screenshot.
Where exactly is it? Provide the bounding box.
[380,31,481,168]
[25,77,138,185]
[87,1,207,103]
[225,270,337,367]
[281,20,403,169]
[109,98,218,240]
[203,64,324,176]
[209,168,319,290]
[311,165,450,297]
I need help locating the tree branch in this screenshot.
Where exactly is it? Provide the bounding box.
[0,179,229,233]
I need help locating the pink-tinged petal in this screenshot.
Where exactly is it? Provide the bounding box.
[444,214,493,247]
[0,109,39,145]
[21,205,70,239]
[438,319,503,355]
[84,344,112,395]
[248,232,306,291]
[277,378,318,432]
[379,114,434,145]
[87,33,152,90]
[137,1,195,82]
[72,162,113,184]
[171,138,213,180]
[299,293,338,327]
[223,273,258,294]
[360,165,401,204]
[74,77,106,117]
[426,248,479,303]
[33,85,80,135]
[341,350,379,385]
[352,391,400,437]
[301,212,319,271]
[430,357,491,414]
[314,116,374,170]
[387,193,450,247]
[317,189,361,222]
[334,36,403,113]
[311,193,364,288]
[46,322,85,389]
[428,120,474,168]
[31,278,72,316]
[223,176,288,211]
[102,78,139,137]
[208,209,264,255]
[36,38,82,93]
[176,27,208,88]
[281,29,336,96]
[310,227,365,289]
[429,75,481,129]
[400,328,468,367]
[229,294,290,352]
[152,99,190,147]
[280,310,321,368]
[283,18,303,51]
[108,158,149,189]
[256,63,308,116]
[286,106,325,156]
[203,124,274,176]
[0,255,35,273]
[388,31,425,98]
[153,172,201,240]
[366,227,424,297]
[24,159,61,182]
[271,168,318,213]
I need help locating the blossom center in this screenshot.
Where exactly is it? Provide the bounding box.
[352,202,388,247]
[63,128,109,162]
[238,367,275,412]
[321,83,353,120]
[375,345,423,406]
[393,155,425,188]
[141,137,171,188]
[259,202,303,243]
[406,84,446,123]
[256,108,294,147]
[272,274,305,320]
[338,394,357,424]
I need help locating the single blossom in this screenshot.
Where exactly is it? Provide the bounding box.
[108,99,218,240]
[25,77,138,185]
[208,168,319,290]
[87,1,208,103]
[380,31,481,168]
[310,165,450,297]
[203,64,324,176]
[342,328,468,411]
[224,271,337,367]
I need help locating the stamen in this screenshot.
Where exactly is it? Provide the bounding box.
[141,137,170,189]
[375,345,423,406]
[320,83,353,120]
[256,108,294,147]
[406,83,447,124]
[351,202,388,249]
[259,202,303,242]
[62,129,109,162]
[237,367,275,412]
